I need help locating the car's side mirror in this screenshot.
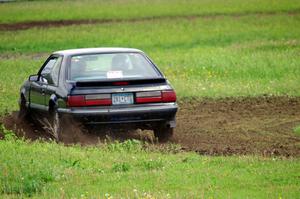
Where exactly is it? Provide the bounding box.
[29,75,38,82]
[40,75,48,84]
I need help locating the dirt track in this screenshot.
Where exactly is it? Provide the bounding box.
[175,97,300,157]
[1,9,299,31]
[1,96,300,157]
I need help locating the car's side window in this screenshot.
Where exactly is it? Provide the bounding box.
[40,56,62,86]
[50,57,63,86]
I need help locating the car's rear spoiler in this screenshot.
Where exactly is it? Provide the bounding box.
[67,77,166,87]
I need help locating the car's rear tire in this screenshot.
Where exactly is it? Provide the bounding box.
[153,124,174,142]
[18,95,30,120]
[48,108,85,142]
[49,108,62,141]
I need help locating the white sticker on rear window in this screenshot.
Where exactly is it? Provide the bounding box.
[107,71,123,78]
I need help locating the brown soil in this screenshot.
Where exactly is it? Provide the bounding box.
[1,9,299,31]
[1,96,300,157]
[175,97,300,157]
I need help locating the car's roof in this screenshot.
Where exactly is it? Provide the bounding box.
[53,47,143,56]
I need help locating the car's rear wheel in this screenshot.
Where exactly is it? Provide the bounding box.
[153,124,174,142]
[48,107,85,142]
[18,95,30,120]
[49,108,62,141]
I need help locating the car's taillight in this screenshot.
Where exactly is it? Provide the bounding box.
[136,91,162,104]
[67,95,85,107]
[136,96,162,103]
[67,94,112,107]
[85,94,112,106]
[135,90,176,104]
[162,90,176,102]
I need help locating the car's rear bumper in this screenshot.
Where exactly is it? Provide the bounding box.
[57,103,178,126]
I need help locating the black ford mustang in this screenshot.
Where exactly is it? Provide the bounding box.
[19,48,178,141]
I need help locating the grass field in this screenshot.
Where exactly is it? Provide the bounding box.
[0,0,300,198]
[0,134,299,198]
[1,0,300,24]
[1,13,300,114]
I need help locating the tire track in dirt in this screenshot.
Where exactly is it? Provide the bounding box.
[1,96,300,157]
[174,96,300,157]
[1,9,299,31]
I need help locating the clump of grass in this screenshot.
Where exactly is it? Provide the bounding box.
[181,156,199,163]
[112,162,131,172]
[138,159,164,171]
[0,124,17,141]
[61,159,82,169]
[144,142,183,154]
[105,139,142,153]
[293,125,300,135]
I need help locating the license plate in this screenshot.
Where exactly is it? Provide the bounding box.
[112,93,134,105]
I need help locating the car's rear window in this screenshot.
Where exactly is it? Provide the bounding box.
[68,53,161,81]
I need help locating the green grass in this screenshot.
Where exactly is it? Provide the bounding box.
[294,125,300,135]
[0,57,42,115]
[0,134,299,198]
[0,0,300,24]
[2,14,300,53]
[1,14,300,114]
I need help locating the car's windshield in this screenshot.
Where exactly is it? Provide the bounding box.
[68,53,161,81]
